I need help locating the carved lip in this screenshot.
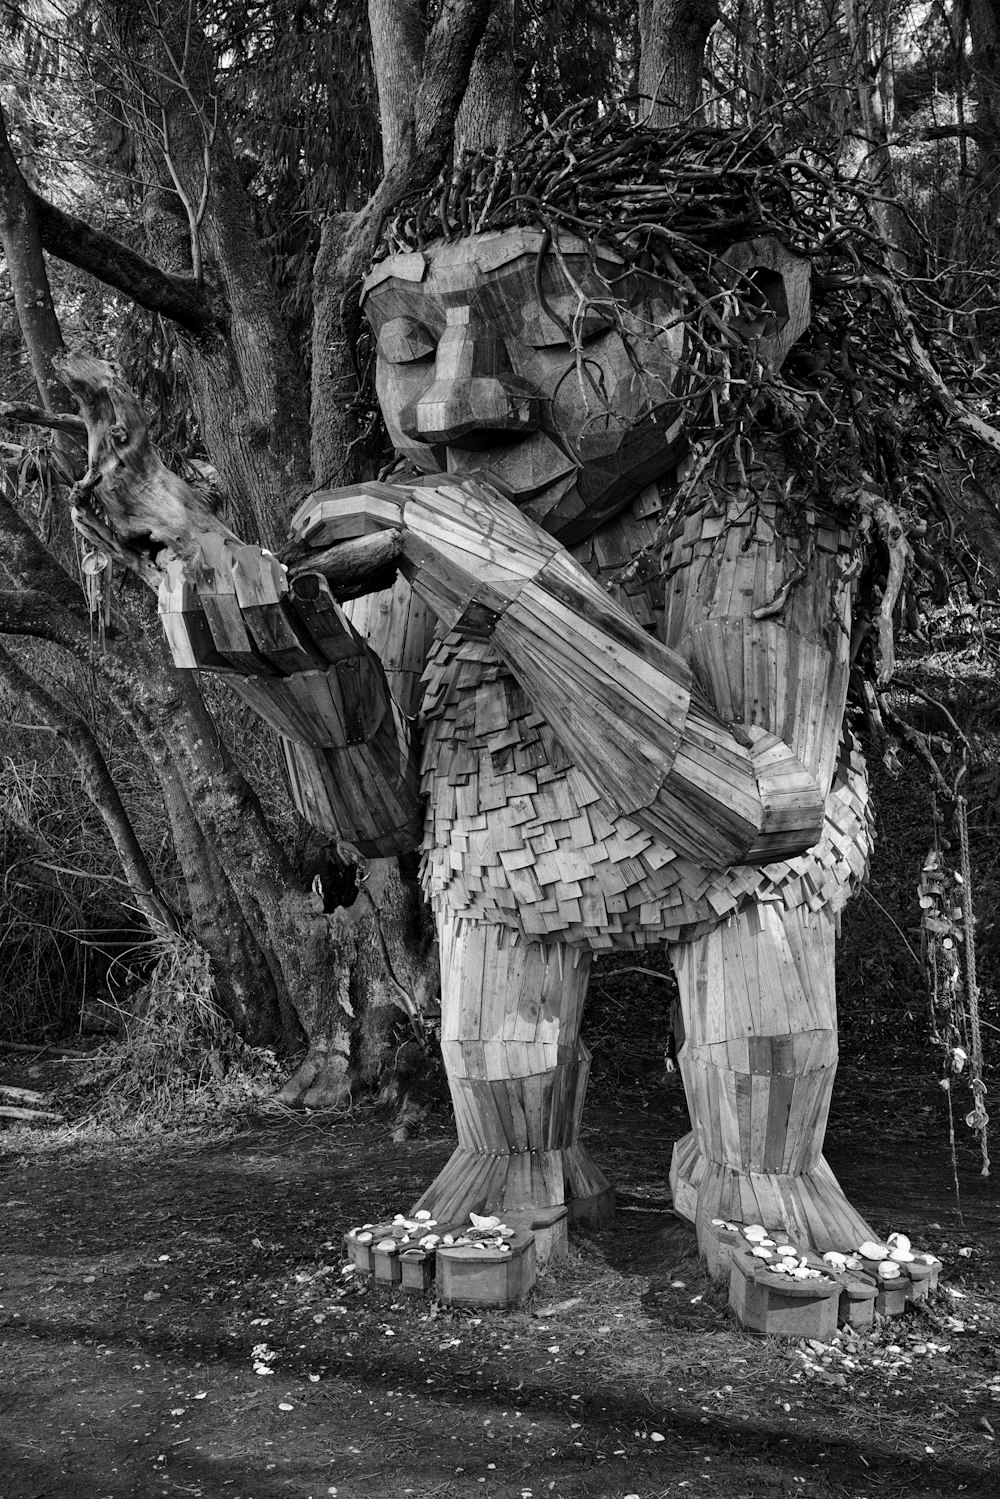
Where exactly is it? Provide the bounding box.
[444,429,576,501]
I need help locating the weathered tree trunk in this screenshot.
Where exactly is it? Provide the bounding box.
[0,101,83,551]
[969,0,1000,221]
[281,0,493,1108]
[638,0,719,124]
[2,0,494,1111]
[844,0,917,267]
[0,106,75,431]
[102,0,312,543]
[454,0,523,151]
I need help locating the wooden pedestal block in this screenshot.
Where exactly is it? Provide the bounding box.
[400,1249,435,1294]
[728,1247,841,1340]
[501,1206,568,1270]
[902,1260,934,1303]
[344,1229,378,1274]
[836,1272,877,1331]
[920,1257,942,1292]
[373,1240,404,1287]
[436,1229,537,1308]
[874,1278,907,1317]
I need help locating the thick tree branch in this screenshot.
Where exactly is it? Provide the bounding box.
[0,587,95,652]
[0,101,84,494]
[0,401,87,436]
[31,194,214,333]
[922,123,985,144]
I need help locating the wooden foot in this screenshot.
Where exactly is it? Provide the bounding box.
[410,1140,612,1227]
[670,1134,877,1264]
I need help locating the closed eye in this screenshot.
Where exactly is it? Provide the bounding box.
[521,295,614,348]
[377,316,437,364]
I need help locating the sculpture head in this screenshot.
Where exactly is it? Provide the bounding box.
[361,123,811,544]
[361,228,692,543]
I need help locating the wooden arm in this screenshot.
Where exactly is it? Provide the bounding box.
[393,480,826,868]
[158,537,424,859]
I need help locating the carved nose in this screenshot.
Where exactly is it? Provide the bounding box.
[399,310,538,447]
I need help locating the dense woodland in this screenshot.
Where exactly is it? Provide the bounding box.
[0,0,997,1155]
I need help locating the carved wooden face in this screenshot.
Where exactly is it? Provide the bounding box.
[361,229,688,544]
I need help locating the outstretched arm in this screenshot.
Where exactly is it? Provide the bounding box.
[55,353,428,859]
[293,479,826,868]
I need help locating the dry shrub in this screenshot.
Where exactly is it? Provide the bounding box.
[72,926,282,1133]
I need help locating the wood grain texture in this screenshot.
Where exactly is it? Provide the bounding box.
[158,538,426,857]
[158,227,878,1248]
[410,913,611,1226]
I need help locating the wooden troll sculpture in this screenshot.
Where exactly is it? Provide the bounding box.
[62,144,884,1271]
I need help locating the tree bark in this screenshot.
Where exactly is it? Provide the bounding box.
[369,0,424,172]
[844,0,917,267]
[0,103,84,514]
[454,0,523,152]
[309,211,374,488]
[969,0,1000,220]
[0,106,74,421]
[99,0,312,544]
[638,0,719,124]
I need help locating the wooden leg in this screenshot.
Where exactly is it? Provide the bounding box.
[669,899,876,1266]
[411,912,613,1228]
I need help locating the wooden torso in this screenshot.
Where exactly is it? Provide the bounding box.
[419,480,871,950]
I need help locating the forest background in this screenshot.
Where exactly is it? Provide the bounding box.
[0,0,997,1159]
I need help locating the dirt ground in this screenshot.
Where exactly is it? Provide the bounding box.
[1,1057,998,1499]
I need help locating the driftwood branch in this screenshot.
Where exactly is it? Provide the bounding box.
[0,401,88,436]
[0,1084,52,1105]
[284,529,404,599]
[55,352,236,579]
[0,1104,64,1123]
